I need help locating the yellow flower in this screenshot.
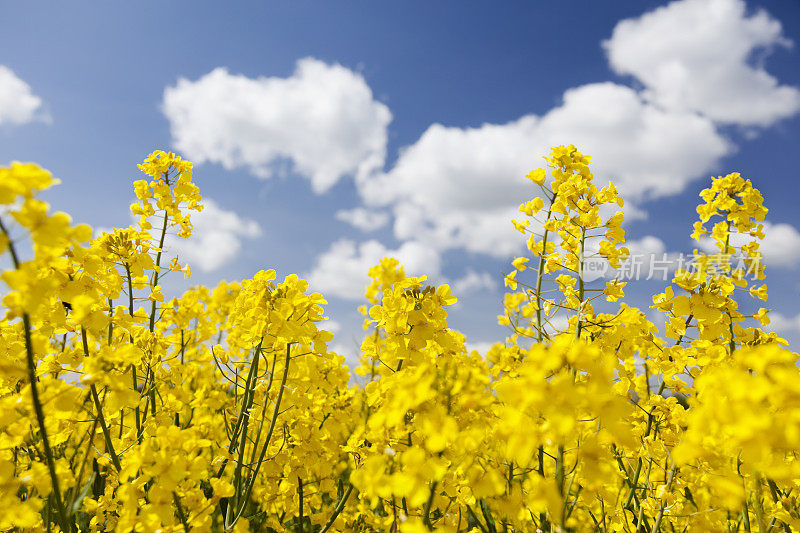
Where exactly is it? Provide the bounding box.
[526,167,546,185]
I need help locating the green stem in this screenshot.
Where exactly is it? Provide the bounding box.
[1,216,71,531]
[148,207,169,332]
[556,445,566,500]
[297,477,304,533]
[226,343,291,530]
[214,341,263,480]
[723,224,736,356]
[88,386,121,471]
[538,445,545,477]
[24,314,72,532]
[82,327,122,471]
[146,208,170,420]
[319,484,354,533]
[229,347,261,520]
[753,473,767,533]
[534,193,557,342]
[423,481,439,530]
[575,227,586,341]
[651,464,677,532]
[173,491,191,531]
[123,263,142,440]
[742,501,752,533]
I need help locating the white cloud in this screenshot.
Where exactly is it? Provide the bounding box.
[581,235,681,282]
[335,207,390,232]
[331,341,361,369]
[618,235,683,282]
[359,82,729,257]
[466,341,495,354]
[343,0,797,264]
[604,0,800,127]
[758,223,800,268]
[697,221,800,269]
[544,313,572,336]
[306,239,441,300]
[0,66,47,125]
[163,58,392,193]
[766,312,800,335]
[452,270,497,294]
[168,198,262,272]
[323,319,341,334]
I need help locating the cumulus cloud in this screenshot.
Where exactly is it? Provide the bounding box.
[163,58,392,193]
[359,82,729,256]
[697,221,800,269]
[159,0,799,301]
[306,239,441,300]
[579,235,681,283]
[465,341,495,355]
[0,66,47,125]
[766,312,800,335]
[604,0,800,127]
[167,198,262,272]
[323,319,341,334]
[335,207,390,232]
[160,0,800,272]
[618,235,683,281]
[346,0,798,261]
[757,223,800,268]
[452,270,497,294]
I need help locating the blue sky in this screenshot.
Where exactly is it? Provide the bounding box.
[2,0,799,359]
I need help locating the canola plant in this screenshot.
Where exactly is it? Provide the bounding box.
[0,146,795,531]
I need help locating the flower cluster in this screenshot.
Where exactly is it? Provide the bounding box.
[0,146,798,532]
[503,145,629,342]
